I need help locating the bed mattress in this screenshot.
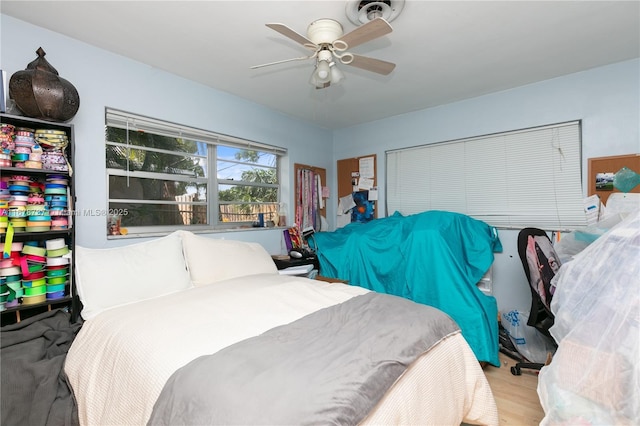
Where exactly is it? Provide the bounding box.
[65,273,498,425]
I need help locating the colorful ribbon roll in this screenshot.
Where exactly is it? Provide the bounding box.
[45,276,67,286]
[46,247,69,257]
[45,238,66,250]
[22,293,46,305]
[46,290,66,300]
[46,283,66,293]
[21,245,47,257]
[46,257,69,267]
[46,267,68,278]
[22,277,46,288]
[24,285,47,296]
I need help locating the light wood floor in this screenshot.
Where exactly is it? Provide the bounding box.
[483,352,545,425]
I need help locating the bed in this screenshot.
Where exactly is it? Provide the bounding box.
[64,230,499,425]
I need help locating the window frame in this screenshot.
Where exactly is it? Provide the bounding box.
[105,108,286,236]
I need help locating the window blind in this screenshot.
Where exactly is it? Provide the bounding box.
[386,121,585,229]
[105,108,287,156]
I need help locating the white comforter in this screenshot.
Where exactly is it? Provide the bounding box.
[65,273,498,425]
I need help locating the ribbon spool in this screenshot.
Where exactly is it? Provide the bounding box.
[21,244,46,257]
[22,293,46,305]
[24,285,46,297]
[0,259,14,268]
[46,267,68,278]
[46,283,66,293]
[45,238,66,250]
[22,277,46,288]
[22,271,45,281]
[46,290,66,300]
[45,276,67,286]
[24,254,46,264]
[46,247,69,257]
[0,266,21,277]
[46,256,69,267]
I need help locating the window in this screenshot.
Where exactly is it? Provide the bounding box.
[105,108,286,234]
[386,121,585,230]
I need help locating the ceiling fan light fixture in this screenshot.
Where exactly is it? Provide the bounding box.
[311,49,333,82]
[329,62,345,85]
[309,71,322,87]
[309,61,345,88]
[316,60,331,81]
[308,73,330,90]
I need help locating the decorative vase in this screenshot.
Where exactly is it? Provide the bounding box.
[9,47,80,122]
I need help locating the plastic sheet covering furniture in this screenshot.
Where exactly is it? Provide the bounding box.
[538,209,640,424]
[311,210,503,366]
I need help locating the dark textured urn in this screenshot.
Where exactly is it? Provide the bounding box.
[9,47,80,122]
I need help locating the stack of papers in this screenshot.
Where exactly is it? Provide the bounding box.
[278,264,314,276]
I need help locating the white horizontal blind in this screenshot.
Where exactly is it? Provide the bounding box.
[105,108,287,156]
[387,121,586,229]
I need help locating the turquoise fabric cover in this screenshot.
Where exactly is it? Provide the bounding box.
[310,210,502,366]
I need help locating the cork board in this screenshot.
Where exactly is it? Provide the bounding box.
[337,154,377,219]
[588,153,640,204]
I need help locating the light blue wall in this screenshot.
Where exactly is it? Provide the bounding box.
[3,15,638,312]
[333,58,640,312]
[1,15,333,253]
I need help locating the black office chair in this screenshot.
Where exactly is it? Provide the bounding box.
[511,228,559,376]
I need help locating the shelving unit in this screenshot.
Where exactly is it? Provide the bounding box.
[1,113,77,326]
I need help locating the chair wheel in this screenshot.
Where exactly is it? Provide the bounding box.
[511,366,521,376]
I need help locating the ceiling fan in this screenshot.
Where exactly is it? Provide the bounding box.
[251,17,395,89]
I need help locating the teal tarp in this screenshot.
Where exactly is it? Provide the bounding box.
[310,210,503,366]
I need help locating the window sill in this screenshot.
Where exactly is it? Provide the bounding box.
[106,225,288,240]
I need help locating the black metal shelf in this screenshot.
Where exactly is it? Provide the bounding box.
[1,113,77,325]
[1,229,72,240]
[0,165,71,176]
[1,296,72,315]
[0,113,73,131]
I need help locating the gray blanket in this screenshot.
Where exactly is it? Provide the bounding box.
[1,309,81,426]
[148,292,460,426]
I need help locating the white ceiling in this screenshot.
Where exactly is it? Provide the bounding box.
[2,1,639,129]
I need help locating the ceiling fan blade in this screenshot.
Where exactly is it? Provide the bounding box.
[347,54,396,75]
[250,55,314,69]
[338,17,392,50]
[266,23,316,48]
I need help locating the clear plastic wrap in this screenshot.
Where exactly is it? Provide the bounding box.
[501,309,556,363]
[554,214,625,264]
[538,209,640,425]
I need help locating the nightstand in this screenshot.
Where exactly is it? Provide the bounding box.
[315,276,348,284]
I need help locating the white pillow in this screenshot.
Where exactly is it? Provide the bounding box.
[75,231,192,320]
[179,231,277,286]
